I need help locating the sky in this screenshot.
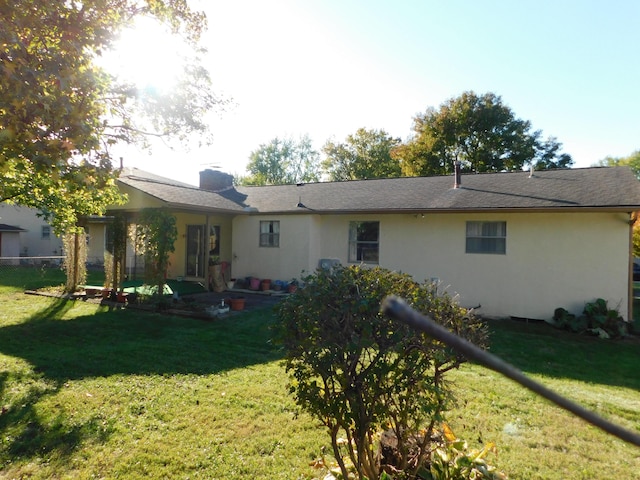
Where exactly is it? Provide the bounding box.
[107,0,640,186]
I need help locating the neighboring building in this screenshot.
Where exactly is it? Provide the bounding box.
[0,204,63,259]
[0,223,27,264]
[0,205,113,267]
[110,166,640,321]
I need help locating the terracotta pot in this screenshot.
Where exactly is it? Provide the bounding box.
[260,279,271,291]
[229,297,245,311]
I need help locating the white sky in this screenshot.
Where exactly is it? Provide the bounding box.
[106,0,640,185]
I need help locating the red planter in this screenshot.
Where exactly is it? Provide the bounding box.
[229,297,245,311]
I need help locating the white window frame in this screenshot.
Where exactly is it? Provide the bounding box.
[41,225,51,240]
[260,221,280,247]
[348,221,380,264]
[465,221,506,254]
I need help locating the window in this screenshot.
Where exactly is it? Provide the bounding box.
[466,221,506,254]
[349,221,379,263]
[260,221,280,247]
[41,225,50,239]
[186,225,206,277]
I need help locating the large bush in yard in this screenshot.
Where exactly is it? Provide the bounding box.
[274,265,488,479]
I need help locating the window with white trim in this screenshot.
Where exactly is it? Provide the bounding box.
[260,221,280,247]
[466,221,506,254]
[348,221,379,263]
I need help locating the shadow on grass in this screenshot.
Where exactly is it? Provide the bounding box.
[0,298,281,467]
[0,299,281,380]
[486,319,640,391]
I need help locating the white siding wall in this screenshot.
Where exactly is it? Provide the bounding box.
[0,204,63,257]
[232,211,631,321]
[0,232,22,263]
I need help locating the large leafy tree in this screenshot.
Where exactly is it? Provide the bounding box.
[241,134,321,185]
[594,150,640,257]
[322,128,401,181]
[393,91,573,176]
[594,150,640,179]
[0,0,220,232]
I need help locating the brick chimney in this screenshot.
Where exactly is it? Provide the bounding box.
[453,161,462,188]
[199,169,234,192]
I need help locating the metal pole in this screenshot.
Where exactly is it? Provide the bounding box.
[381,295,640,448]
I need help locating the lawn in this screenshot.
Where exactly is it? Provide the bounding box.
[0,278,639,478]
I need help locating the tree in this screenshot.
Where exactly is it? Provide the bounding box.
[0,0,220,233]
[322,128,402,181]
[274,265,488,479]
[135,208,177,300]
[594,150,640,179]
[240,134,321,185]
[393,91,573,176]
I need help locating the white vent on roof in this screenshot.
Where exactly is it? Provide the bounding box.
[318,258,340,270]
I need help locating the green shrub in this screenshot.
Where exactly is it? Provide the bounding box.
[549,299,628,339]
[274,265,488,480]
[426,424,507,480]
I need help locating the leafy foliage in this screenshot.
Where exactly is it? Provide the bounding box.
[241,134,321,185]
[62,231,87,292]
[105,212,128,293]
[322,128,402,181]
[393,91,573,176]
[274,265,488,480]
[134,208,177,298]
[427,424,506,480]
[593,150,640,179]
[549,299,628,339]
[0,0,221,232]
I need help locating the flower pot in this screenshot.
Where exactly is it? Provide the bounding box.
[250,277,260,290]
[226,280,235,290]
[287,284,297,294]
[260,279,271,291]
[229,297,245,311]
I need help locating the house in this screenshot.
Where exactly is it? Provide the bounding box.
[0,204,63,262]
[109,166,640,321]
[0,223,27,265]
[0,204,111,267]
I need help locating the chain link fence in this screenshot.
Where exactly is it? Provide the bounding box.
[0,255,146,290]
[0,255,64,268]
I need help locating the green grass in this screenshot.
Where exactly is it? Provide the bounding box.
[446,320,640,479]
[1,284,639,479]
[0,265,105,293]
[0,292,327,479]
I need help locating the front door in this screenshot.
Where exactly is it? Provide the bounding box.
[186,224,205,278]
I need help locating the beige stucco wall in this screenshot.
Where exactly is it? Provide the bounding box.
[232,211,632,321]
[86,223,106,265]
[109,185,165,211]
[231,215,320,282]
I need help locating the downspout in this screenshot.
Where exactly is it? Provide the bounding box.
[629,212,638,323]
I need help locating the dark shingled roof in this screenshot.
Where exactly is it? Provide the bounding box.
[118,167,640,214]
[0,224,26,232]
